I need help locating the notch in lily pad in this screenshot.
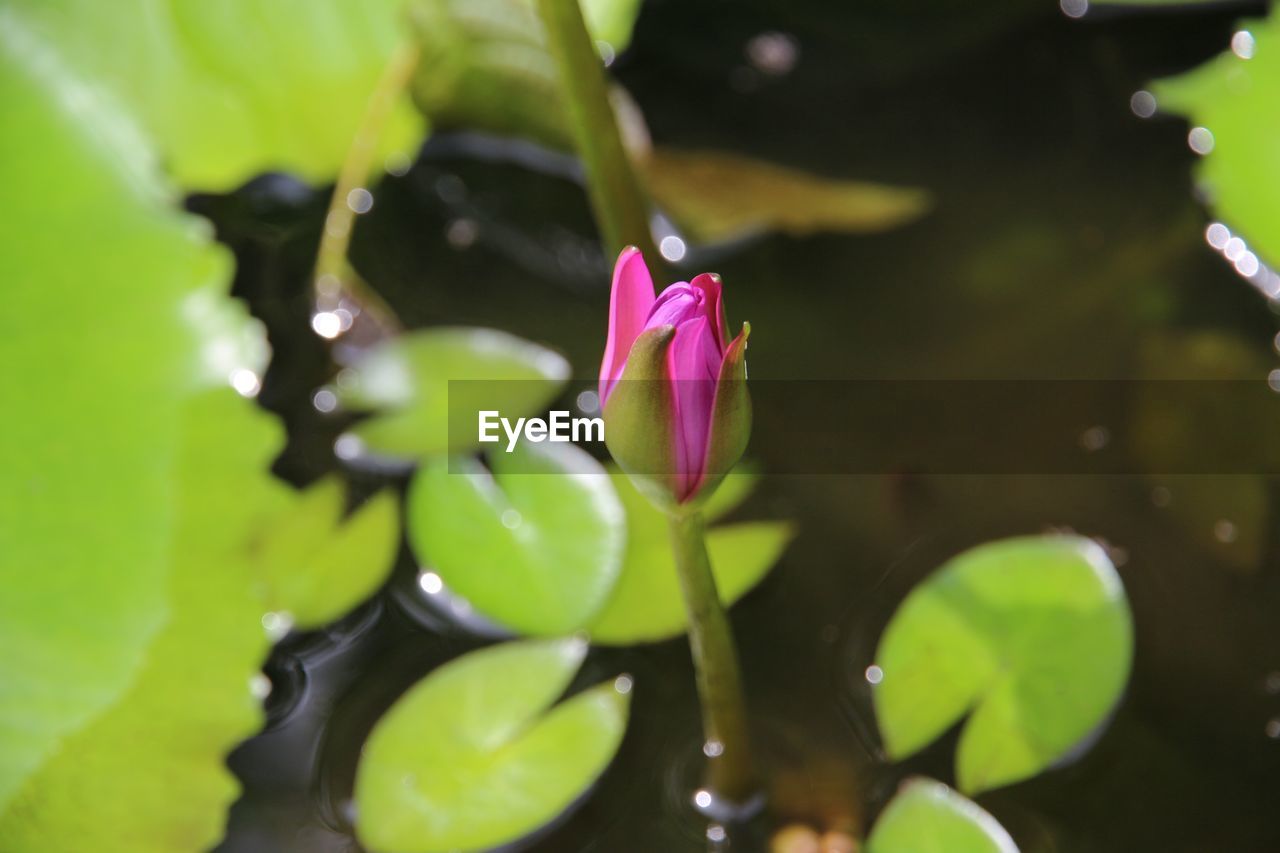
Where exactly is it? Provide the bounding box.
[871,535,1133,794]
[354,637,631,853]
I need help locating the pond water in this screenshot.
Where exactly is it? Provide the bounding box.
[205,1,1280,849]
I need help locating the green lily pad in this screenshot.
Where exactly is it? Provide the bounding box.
[1155,12,1280,268]
[255,477,400,630]
[407,442,625,635]
[643,148,930,245]
[866,778,1018,853]
[872,535,1133,794]
[355,637,630,853]
[336,327,570,461]
[588,468,794,645]
[1,0,422,191]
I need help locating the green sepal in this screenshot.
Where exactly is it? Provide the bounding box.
[602,324,681,511]
[683,322,752,511]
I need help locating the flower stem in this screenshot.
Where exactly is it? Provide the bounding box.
[667,509,759,808]
[533,0,661,268]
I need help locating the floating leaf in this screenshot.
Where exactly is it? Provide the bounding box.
[255,477,400,630]
[336,327,570,461]
[588,468,793,645]
[355,638,630,853]
[2,0,422,191]
[872,535,1133,794]
[408,442,625,635]
[1155,11,1280,267]
[866,778,1019,853]
[643,148,930,245]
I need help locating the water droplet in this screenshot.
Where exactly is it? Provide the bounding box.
[1224,237,1247,262]
[1262,671,1280,695]
[707,824,727,843]
[501,509,523,530]
[1266,718,1280,739]
[313,388,338,413]
[1206,222,1230,249]
[595,39,616,67]
[312,311,342,339]
[1129,90,1157,119]
[418,571,444,595]
[614,674,634,694]
[694,789,714,809]
[230,368,261,398]
[745,31,799,76]
[1268,370,1280,393]
[1079,425,1110,452]
[446,218,478,249]
[1188,127,1215,155]
[248,673,272,700]
[334,433,365,461]
[703,740,724,757]
[1232,30,1255,60]
[576,389,600,415]
[865,665,884,685]
[384,152,412,176]
[659,235,687,262]
[1060,0,1088,18]
[261,611,294,641]
[1213,519,1238,543]
[345,187,374,214]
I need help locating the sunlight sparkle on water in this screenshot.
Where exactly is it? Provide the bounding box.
[707,825,727,843]
[1188,127,1215,155]
[613,674,634,694]
[418,571,444,595]
[703,740,724,757]
[694,790,713,809]
[312,311,342,339]
[865,665,884,685]
[230,368,260,398]
[1129,90,1156,119]
[659,235,687,262]
[313,388,338,413]
[346,187,373,214]
[1232,31,1255,60]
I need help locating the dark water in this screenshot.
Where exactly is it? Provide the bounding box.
[203,1,1280,850]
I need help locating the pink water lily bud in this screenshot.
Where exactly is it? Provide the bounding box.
[599,247,751,508]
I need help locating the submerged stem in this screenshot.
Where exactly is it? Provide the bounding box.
[533,0,661,269]
[312,39,420,333]
[667,510,759,809]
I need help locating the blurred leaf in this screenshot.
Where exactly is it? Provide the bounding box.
[865,778,1018,853]
[0,22,234,818]
[0,392,296,851]
[255,477,400,630]
[2,0,422,191]
[1155,12,1280,267]
[408,0,639,148]
[336,327,571,461]
[872,535,1133,794]
[588,468,793,645]
[643,148,930,245]
[408,442,625,635]
[355,638,630,853]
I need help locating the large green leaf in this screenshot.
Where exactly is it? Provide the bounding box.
[865,778,1018,853]
[355,638,631,853]
[872,535,1133,794]
[0,18,233,815]
[335,327,571,461]
[407,442,625,635]
[0,392,294,851]
[1155,12,1280,268]
[588,468,794,645]
[3,0,423,191]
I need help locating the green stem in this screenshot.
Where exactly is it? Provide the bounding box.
[667,510,758,808]
[534,0,661,269]
[312,38,420,334]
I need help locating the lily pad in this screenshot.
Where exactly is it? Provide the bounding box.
[255,477,400,630]
[1,0,422,191]
[872,535,1133,794]
[588,468,794,645]
[643,148,930,245]
[1155,11,1280,268]
[336,327,570,461]
[866,778,1018,853]
[355,637,630,853]
[407,442,625,635]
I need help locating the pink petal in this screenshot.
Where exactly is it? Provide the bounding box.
[599,247,656,402]
[689,273,727,351]
[666,315,721,500]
